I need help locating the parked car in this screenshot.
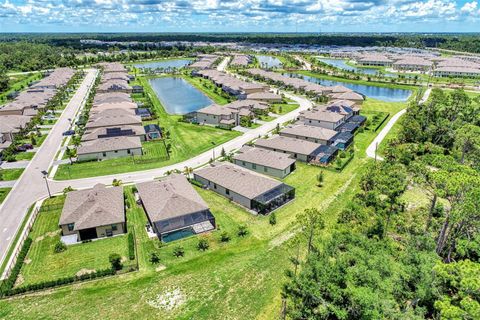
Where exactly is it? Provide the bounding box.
[62,130,75,136]
[16,146,27,152]
[22,144,33,150]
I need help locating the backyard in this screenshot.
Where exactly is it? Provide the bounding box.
[0,96,409,319]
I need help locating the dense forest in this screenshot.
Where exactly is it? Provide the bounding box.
[284,90,480,319]
[1,33,480,52]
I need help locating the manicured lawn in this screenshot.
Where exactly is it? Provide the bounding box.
[0,188,11,203]
[54,78,241,180]
[17,196,130,286]
[0,96,409,319]
[271,103,299,115]
[14,152,35,161]
[0,168,24,181]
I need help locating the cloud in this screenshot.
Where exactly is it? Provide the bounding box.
[0,0,477,31]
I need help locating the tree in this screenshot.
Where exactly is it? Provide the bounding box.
[220,231,230,242]
[112,179,122,187]
[297,208,325,256]
[109,253,123,270]
[149,252,160,264]
[453,124,480,169]
[316,170,324,187]
[269,212,277,225]
[54,241,67,253]
[65,147,76,165]
[183,166,193,179]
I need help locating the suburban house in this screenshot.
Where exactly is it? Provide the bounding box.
[254,135,324,162]
[392,57,433,72]
[97,80,133,94]
[280,123,338,145]
[77,136,143,161]
[94,92,133,105]
[0,115,31,151]
[194,104,239,128]
[85,109,142,130]
[136,174,216,242]
[81,125,146,142]
[59,184,126,243]
[329,91,365,105]
[356,54,393,67]
[298,108,347,130]
[233,145,296,178]
[332,132,354,150]
[244,91,283,103]
[194,162,295,214]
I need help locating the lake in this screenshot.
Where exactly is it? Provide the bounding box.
[257,55,282,68]
[317,58,399,78]
[284,73,412,102]
[149,77,212,114]
[134,59,192,70]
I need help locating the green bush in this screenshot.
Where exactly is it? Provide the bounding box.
[0,237,32,297]
[269,212,277,226]
[109,253,123,271]
[127,232,135,260]
[173,246,185,258]
[220,232,230,242]
[197,238,210,251]
[54,241,67,253]
[149,252,160,264]
[237,225,248,237]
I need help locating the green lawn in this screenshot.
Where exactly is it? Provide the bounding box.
[271,103,299,115]
[0,94,409,319]
[54,78,241,180]
[13,152,35,161]
[16,196,130,286]
[0,73,42,103]
[180,74,233,105]
[0,168,24,181]
[0,188,11,203]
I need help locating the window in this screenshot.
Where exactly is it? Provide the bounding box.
[102,152,107,157]
[242,161,246,166]
[127,149,131,154]
[213,183,217,189]
[264,166,268,172]
[111,224,118,231]
[114,150,118,153]
[67,223,74,231]
[226,189,230,195]
[252,164,256,169]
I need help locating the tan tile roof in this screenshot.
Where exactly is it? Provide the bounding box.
[280,124,337,141]
[137,174,209,222]
[94,92,133,105]
[197,104,234,116]
[81,125,146,141]
[246,91,282,100]
[59,184,125,230]
[254,134,322,156]
[194,162,283,199]
[234,145,295,170]
[0,115,31,133]
[77,136,142,155]
[299,108,344,122]
[86,109,142,129]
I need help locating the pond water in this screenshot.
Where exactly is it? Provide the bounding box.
[284,73,412,102]
[256,55,282,68]
[149,77,212,114]
[134,59,192,70]
[317,58,399,78]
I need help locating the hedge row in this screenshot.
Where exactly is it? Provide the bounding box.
[127,232,135,260]
[5,268,115,296]
[0,237,33,297]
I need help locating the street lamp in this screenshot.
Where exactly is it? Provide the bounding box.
[41,170,52,198]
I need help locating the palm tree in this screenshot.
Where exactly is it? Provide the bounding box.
[112,179,122,187]
[183,166,193,179]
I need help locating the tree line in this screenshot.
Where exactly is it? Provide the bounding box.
[283,89,480,319]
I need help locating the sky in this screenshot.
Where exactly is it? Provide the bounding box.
[0,0,479,33]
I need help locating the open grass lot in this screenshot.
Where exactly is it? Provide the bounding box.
[0,188,11,203]
[271,103,299,115]
[0,94,408,319]
[0,168,24,181]
[15,196,130,287]
[54,77,240,180]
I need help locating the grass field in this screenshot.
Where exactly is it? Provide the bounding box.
[271,103,299,115]
[0,168,24,181]
[54,77,240,180]
[16,196,130,286]
[0,93,409,319]
[13,152,35,161]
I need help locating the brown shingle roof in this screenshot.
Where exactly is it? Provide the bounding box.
[254,135,322,156]
[77,136,142,155]
[137,174,209,222]
[280,124,338,141]
[59,184,124,230]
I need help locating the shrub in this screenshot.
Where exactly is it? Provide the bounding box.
[109,253,123,270]
[269,212,277,226]
[149,252,160,264]
[220,232,230,242]
[54,241,67,253]
[237,225,248,237]
[197,238,209,251]
[339,151,347,158]
[127,232,135,260]
[173,246,185,258]
[0,237,32,296]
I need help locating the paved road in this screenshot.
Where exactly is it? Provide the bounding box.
[216,57,230,71]
[0,69,97,270]
[365,87,432,160]
[294,55,312,70]
[47,92,312,191]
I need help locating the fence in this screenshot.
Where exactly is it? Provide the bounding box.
[0,204,40,284]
